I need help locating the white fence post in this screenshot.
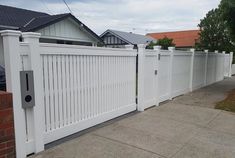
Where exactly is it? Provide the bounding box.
[137,44,146,111]
[0,30,27,158]
[204,50,209,86]
[222,51,226,77]
[154,46,161,106]
[168,47,175,100]
[189,48,195,91]
[22,32,45,153]
[229,52,234,77]
[229,52,233,77]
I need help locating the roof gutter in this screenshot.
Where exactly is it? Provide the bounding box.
[0,25,19,30]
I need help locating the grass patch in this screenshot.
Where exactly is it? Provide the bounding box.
[215,89,235,113]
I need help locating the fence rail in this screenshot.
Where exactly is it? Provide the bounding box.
[0,30,234,158]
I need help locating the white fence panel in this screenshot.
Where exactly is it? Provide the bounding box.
[192,52,207,90]
[206,53,217,85]
[171,51,192,98]
[39,44,137,144]
[215,53,225,82]
[158,50,171,102]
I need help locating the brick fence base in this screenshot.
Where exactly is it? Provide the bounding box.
[0,91,15,158]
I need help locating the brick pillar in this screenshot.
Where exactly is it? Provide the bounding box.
[0,91,15,158]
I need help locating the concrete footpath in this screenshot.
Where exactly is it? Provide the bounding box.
[32,77,235,158]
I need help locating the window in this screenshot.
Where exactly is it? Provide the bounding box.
[39,38,93,46]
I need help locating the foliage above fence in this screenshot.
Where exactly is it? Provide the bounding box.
[197,0,235,53]
[147,37,175,50]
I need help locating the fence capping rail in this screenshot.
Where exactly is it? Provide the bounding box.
[125,44,134,50]
[153,45,162,50]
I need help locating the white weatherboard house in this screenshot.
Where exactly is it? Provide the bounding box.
[0,5,103,67]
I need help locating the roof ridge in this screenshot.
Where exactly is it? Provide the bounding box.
[147,29,200,35]
[23,17,36,28]
[33,13,70,20]
[109,29,146,36]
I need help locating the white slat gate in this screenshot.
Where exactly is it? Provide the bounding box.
[143,50,159,109]
[137,45,160,111]
[40,43,137,144]
[1,31,138,157]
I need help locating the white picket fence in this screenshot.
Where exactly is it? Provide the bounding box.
[0,30,234,158]
[158,49,231,103]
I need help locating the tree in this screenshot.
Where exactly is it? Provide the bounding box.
[196,8,234,52]
[147,37,175,50]
[220,0,235,41]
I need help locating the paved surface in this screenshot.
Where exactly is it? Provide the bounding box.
[172,77,235,108]
[32,77,235,158]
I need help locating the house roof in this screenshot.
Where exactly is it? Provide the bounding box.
[0,5,102,42]
[0,5,48,30]
[147,30,200,47]
[101,29,154,45]
[21,13,70,32]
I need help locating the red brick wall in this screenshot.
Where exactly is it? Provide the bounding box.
[0,91,15,158]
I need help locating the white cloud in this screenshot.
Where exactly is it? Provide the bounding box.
[0,0,220,35]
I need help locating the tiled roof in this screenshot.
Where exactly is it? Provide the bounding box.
[0,5,48,30]
[21,13,70,32]
[101,29,155,45]
[147,30,200,47]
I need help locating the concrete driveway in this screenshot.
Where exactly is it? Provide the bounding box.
[32,77,235,158]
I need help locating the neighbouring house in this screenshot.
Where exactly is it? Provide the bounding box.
[147,30,200,50]
[100,29,155,49]
[0,5,103,67]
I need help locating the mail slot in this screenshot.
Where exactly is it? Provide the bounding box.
[20,71,35,108]
[155,70,158,75]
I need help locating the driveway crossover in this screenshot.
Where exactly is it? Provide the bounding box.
[32,77,235,158]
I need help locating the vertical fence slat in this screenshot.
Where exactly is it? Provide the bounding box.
[69,56,75,123]
[48,56,55,130]
[43,56,50,131]
[61,56,67,126]
[81,56,85,120]
[52,56,59,129]
[73,56,78,122]
[78,56,81,121]
[66,55,70,124]
[57,56,63,127]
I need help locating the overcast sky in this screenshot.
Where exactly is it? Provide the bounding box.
[0,0,220,35]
